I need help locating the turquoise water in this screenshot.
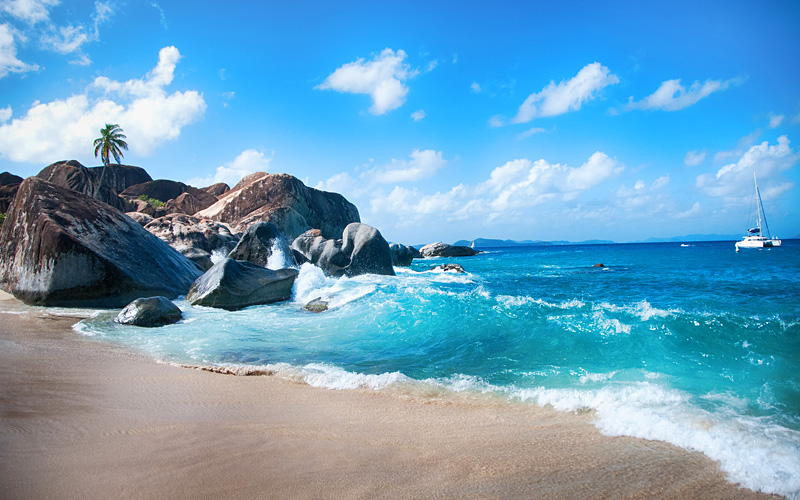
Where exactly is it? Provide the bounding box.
[77,240,800,497]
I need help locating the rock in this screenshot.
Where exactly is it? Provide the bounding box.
[114,296,182,327]
[160,191,216,216]
[0,172,23,213]
[430,264,466,273]
[593,263,605,268]
[143,214,239,270]
[88,164,152,193]
[291,223,395,278]
[126,211,154,226]
[186,258,299,310]
[195,172,360,240]
[201,182,230,198]
[120,180,218,215]
[304,297,329,313]
[389,243,416,267]
[36,160,137,212]
[0,177,203,307]
[227,221,295,268]
[419,242,479,258]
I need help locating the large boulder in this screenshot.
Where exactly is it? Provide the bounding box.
[227,221,295,268]
[419,242,479,258]
[195,172,360,240]
[291,223,395,278]
[186,258,299,310]
[201,182,230,198]
[389,243,417,267]
[0,177,203,307]
[143,214,239,271]
[0,172,23,213]
[36,160,149,211]
[114,296,182,327]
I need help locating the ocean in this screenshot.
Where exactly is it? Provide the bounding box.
[76,240,800,498]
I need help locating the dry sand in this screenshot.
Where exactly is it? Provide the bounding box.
[0,293,775,499]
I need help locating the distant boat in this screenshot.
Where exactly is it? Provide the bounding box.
[680,243,691,247]
[735,173,782,251]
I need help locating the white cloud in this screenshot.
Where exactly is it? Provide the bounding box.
[186,149,272,188]
[0,46,206,164]
[0,22,38,77]
[411,109,425,122]
[315,48,416,115]
[488,115,505,128]
[626,77,742,112]
[684,150,706,166]
[470,82,481,93]
[0,106,10,122]
[675,202,702,219]
[511,62,619,124]
[517,127,546,139]
[40,23,89,54]
[371,149,446,184]
[696,135,798,202]
[0,0,58,24]
[768,113,784,129]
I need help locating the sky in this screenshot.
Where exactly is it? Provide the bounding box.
[1,0,799,244]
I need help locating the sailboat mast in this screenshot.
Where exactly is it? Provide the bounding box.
[754,172,771,239]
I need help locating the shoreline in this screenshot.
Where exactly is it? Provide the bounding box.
[0,294,776,499]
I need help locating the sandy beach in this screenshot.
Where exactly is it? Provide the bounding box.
[0,293,775,500]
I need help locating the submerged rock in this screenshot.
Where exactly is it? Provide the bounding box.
[0,177,202,307]
[430,264,466,273]
[186,258,299,310]
[227,221,295,268]
[304,297,329,313]
[291,223,395,278]
[419,242,478,258]
[115,296,182,327]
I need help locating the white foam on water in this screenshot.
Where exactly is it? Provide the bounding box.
[210,248,228,265]
[266,239,292,270]
[291,263,377,309]
[497,295,586,310]
[599,300,677,321]
[301,362,412,390]
[515,382,800,498]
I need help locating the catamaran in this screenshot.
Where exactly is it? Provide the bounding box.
[735,173,781,251]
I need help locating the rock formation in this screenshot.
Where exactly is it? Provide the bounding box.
[291,223,395,278]
[115,296,183,327]
[126,211,154,226]
[389,243,417,267]
[0,177,202,307]
[227,221,295,268]
[186,258,299,310]
[201,182,230,197]
[430,264,466,273]
[36,160,150,211]
[0,172,23,213]
[120,180,218,215]
[143,214,239,270]
[195,172,360,240]
[419,242,479,258]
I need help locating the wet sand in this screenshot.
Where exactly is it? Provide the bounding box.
[0,293,775,499]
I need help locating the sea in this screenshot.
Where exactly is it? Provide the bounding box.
[75,239,800,498]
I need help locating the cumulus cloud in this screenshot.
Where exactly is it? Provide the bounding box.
[0,45,206,164]
[517,127,546,139]
[186,149,272,188]
[411,109,425,122]
[0,22,38,77]
[315,48,417,115]
[696,135,798,202]
[511,62,619,124]
[684,150,706,166]
[370,149,446,184]
[768,113,784,129]
[626,77,742,112]
[0,0,58,24]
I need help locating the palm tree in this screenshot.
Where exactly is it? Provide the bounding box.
[92,123,128,198]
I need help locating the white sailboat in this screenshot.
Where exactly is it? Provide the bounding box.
[735,173,781,251]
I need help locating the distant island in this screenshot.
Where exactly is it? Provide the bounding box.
[450,234,751,249]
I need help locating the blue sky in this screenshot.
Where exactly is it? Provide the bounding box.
[1,0,799,244]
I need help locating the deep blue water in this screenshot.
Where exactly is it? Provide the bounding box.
[77,240,800,497]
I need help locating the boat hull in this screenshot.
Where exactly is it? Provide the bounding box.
[735,237,782,251]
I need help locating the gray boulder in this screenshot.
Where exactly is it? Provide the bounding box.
[186,258,299,310]
[304,297,329,313]
[389,243,417,267]
[227,221,295,268]
[115,296,182,327]
[126,211,154,226]
[36,160,150,211]
[419,241,478,258]
[430,264,466,273]
[0,177,203,307]
[291,223,395,278]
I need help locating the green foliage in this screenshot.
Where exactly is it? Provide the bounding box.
[137,194,165,208]
[0,213,4,228]
[93,124,129,166]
